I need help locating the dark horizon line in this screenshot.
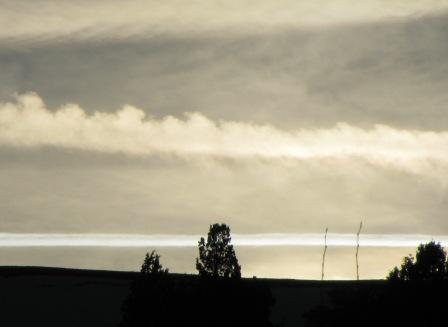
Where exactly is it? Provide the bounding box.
[0,265,385,285]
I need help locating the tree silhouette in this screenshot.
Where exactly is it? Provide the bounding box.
[387,254,415,281]
[196,223,241,278]
[140,250,168,274]
[414,241,446,279]
[387,241,446,281]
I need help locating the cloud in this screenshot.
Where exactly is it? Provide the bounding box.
[1,233,447,247]
[1,0,448,43]
[1,93,448,173]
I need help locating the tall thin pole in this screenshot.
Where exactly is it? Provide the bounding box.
[321,228,328,281]
[356,222,363,281]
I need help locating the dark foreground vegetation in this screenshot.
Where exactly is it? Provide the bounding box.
[120,223,274,327]
[0,266,380,327]
[305,280,448,327]
[305,241,448,327]
[1,266,446,327]
[120,273,274,327]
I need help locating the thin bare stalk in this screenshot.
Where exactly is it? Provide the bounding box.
[321,227,328,281]
[356,221,363,281]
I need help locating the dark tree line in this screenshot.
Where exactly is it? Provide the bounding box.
[119,223,274,327]
[121,223,448,327]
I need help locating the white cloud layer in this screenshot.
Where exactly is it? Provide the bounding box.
[1,93,448,172]
[1,0,448,42]
[1,233,447,248]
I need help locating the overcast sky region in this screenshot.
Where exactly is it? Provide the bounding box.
[1,1,448,279]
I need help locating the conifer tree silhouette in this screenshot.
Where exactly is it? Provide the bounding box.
[196,223,241,278]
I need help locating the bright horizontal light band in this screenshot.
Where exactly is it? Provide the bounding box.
[0,233,447,248]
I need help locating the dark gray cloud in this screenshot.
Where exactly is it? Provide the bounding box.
[1,12,448,130]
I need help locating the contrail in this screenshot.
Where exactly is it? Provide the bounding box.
[0,233,447,248]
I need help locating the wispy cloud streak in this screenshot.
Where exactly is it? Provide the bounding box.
[0,233,447,248]
[2,0,448,43]
[1,93,448,172]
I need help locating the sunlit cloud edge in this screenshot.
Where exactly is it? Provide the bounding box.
[0,233,447,248]
[2,93,448,175]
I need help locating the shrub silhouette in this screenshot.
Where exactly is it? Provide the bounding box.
[196,223,241,278]
[140,250,169,274]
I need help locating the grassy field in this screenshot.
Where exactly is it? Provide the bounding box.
[0,266,384,327]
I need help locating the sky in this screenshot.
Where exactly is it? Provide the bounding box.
[1,0,448,279]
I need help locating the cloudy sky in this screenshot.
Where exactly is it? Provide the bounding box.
[1,0,448,279]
